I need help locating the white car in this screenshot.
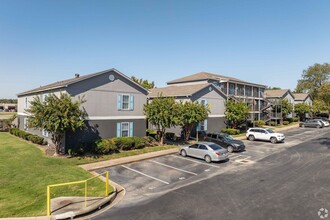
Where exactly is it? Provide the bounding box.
[246,128,285,144]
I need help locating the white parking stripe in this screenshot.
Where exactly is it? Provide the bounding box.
[121,165,169,185]
[171,155,220,168]
[228,154,241,159]
[150,160,198,176]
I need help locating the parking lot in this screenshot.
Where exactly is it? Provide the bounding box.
[95,127,329,203]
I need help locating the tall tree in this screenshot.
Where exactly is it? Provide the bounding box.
[224,99,249,128]
[317,82,330,112]
[178,101,210,141]
[295,63,330,99]
[280,99,293,120]
[131,76,155,89]
[311,99,328,116]
[26,93,86,155]
[143,96,179,145]
[294,103,311,121]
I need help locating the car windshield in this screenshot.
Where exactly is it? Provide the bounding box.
[266,129,274,133]
[224,134,234,140]
[208,144,222,150]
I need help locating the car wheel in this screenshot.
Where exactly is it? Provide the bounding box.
[180,150,187,157]
[270,137,277,144]
[248,135,255,141]
[204,155,212,163]
[227,145,234,153]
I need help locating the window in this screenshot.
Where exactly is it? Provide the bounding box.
[200,120,206,131]
[121,122,129,137]
[229,83,236,95]
[200,99,208,106]
[25,97,28,108]
[117,94,134,111]
[245,86,252,97]
[211,134,217,139]
[189,144,198,149]
[198,145,207,150]
[42,93,48,102]
[42,129,48,137]
[116,122,133,137]
[237,84,244,96]
[122,95,130,110]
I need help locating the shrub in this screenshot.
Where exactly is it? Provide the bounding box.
[9,128,45,145]
[143,136,157,147]
[95,139,118,154]
[254,120,265,127]
[221,128,240,135]
[293,117,299,122]
[165,132,175,141]
[269,121,276,126]
[113,137,135,151]
[283,121,289,125]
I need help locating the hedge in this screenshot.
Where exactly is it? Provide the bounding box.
[221,128,240,135]
[9,128,45,145]
[94,136,156,155]
[283,121,290,125]
[254,120,265,127]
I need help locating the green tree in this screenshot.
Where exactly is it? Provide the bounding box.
[143,96,179,145]
[224,99,249,128]
[267,87,281,90]
[311,99,328,116]
[317,82,330,112]
[178,101,210,141]
[294,103,311,121]
[26,93,86,155]
[295,63,330,99]
[131,76,155,89]
[281,99,293,120]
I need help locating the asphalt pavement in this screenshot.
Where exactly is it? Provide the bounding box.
[92,127,330,220]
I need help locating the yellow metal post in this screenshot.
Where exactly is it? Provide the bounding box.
[85,181,87,208]
[47,186,50,216]
[106,171,109,196]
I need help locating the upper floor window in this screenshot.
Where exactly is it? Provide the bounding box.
[253,87,259,98]
[42,93,48,102]
[25,97,28,108]
[245,86,252,97]
[229,83,235,95]
[237,84,244,96]
[117,94,134,111]
[42,129,48,137]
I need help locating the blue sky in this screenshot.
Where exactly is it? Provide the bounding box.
[1,0,330,98]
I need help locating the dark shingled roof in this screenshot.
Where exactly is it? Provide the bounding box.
[167,72,266,87]
[17,68,149,96]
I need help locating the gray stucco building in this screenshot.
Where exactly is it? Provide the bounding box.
[17,68,148,151]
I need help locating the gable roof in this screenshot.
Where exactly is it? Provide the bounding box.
[167,72,266,87]
[293,93,311,101]
[148,83,226,98]
[265,89,294,99]
[17,68,149,96]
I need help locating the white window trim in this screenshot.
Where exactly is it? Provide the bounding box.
[121,94,130,110]
[42,129,49,137]
[121,122,129,137]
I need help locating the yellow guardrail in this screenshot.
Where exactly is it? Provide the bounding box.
[47,171,109,216]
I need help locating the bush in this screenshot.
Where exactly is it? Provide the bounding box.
[254,120,265,127]
[165,132,175,141]
[293,117,299,122]
[95,139,118,154]
[221,128,240,135]
[113,137,135,151]
[283,121,289,125]
[269,121,276,126]
[9,128,45,145]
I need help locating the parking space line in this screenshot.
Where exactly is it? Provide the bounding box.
[150,160,198,176]
[228,154,241,159]
[121,165,170,185]
[170,155,220,168]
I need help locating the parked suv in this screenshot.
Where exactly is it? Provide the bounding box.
[246,128,285,144]
[204,132,245,152]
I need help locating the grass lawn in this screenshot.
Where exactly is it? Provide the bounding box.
[0,132,111,218]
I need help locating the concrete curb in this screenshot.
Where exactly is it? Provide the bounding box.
[79,147,179,171]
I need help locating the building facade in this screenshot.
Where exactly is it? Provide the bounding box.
[148,83,227,136]
[17,68,148,151]
[167,72,268,121]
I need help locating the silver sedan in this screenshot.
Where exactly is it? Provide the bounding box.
[179,142,228,163]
